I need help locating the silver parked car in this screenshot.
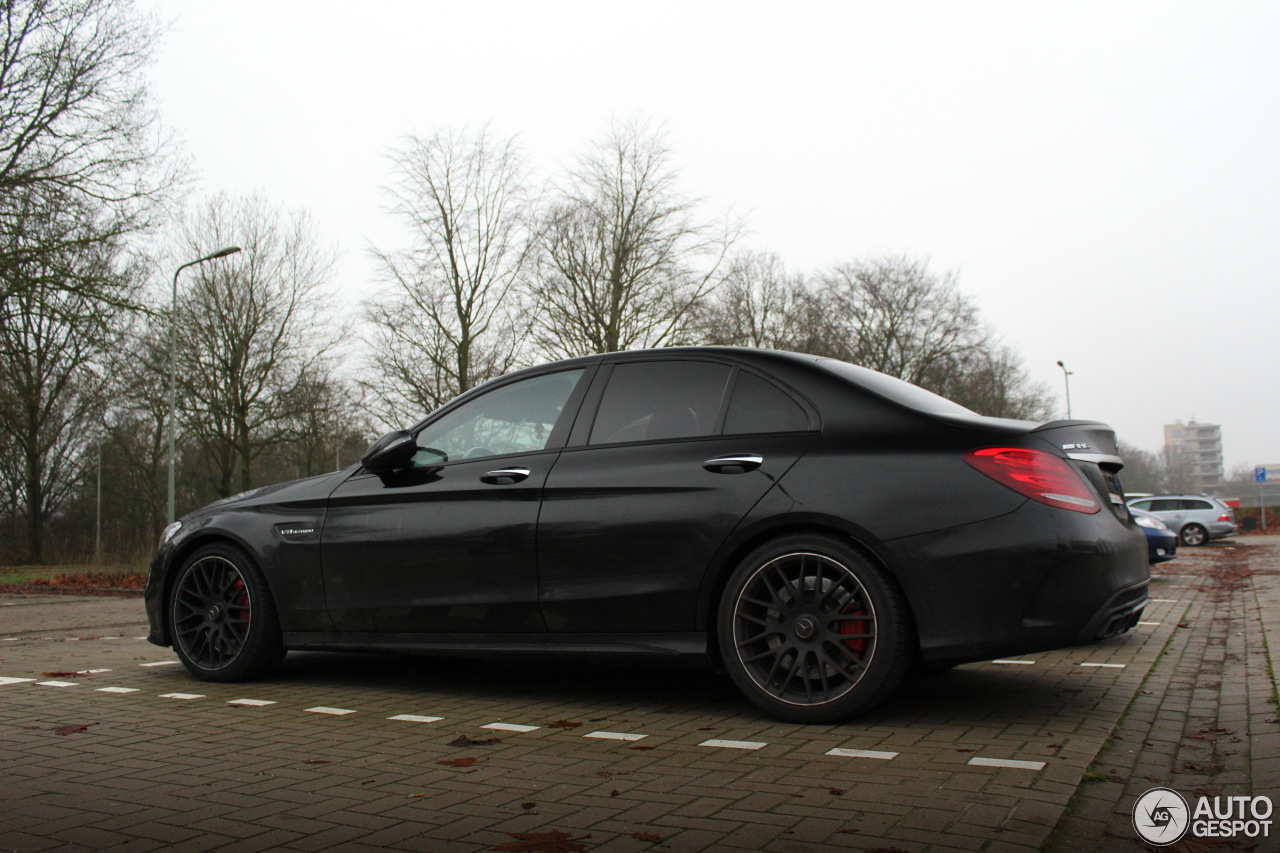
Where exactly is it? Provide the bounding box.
[1125,495,1237,546]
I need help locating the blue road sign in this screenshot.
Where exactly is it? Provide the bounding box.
[1258,467,1268,483]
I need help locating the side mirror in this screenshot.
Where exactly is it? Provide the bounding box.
[361,430,416,473]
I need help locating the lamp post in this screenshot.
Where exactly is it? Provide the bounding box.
[168,246,241,525]
[1056,360,1073,419]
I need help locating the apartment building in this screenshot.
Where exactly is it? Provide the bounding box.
[1164,420,1224,492]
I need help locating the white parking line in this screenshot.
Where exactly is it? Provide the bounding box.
[388,714,443,723]
[0,677,35,685]
[968,756,1046,771]
[228,699,276,707]
[1080,663,1125,668]
[159,692,204,700]
[96,687,140,694]
[1150,599,1178,603]
[991,659,1036,665]
[483,722,539,732]
[585,731,647,741]
[139,661,180,667]
[826,747,898,760]
[1137,621,1161,626]
[699,739,766,750]
[306,706,356,716]
[37,681,77,687]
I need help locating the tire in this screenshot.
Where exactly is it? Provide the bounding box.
[717,533,913,723]
[1180,523,1208,547]
[168,542,285,682]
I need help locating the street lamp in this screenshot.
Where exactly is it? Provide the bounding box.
[168,246,241,524]
[1056,360,1073,419]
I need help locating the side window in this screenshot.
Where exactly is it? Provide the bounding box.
[413,369,584,464]
[1130,500,1154,511]
[589,361,731,445]
[723,371,809,434]
[1149,499,1179,512]
[1185,499,1212,511]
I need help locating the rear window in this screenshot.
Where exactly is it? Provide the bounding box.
[724,371,810,434]
[590,361,732,445]
[817,358,975,416]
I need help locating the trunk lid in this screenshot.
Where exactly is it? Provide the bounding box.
[1030,420,1129,520]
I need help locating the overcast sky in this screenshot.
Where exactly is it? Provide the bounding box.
[146,1,1280,473]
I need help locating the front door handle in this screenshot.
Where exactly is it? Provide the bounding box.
[703,454,764,474]
[480,467,531,484]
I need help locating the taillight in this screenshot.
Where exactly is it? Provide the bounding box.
[964,447,1101,514]
[1218,515,1232,522]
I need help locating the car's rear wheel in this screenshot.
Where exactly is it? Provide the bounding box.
[169,543,284,681]
[1180,523,1208,547]
[718,533,912,723]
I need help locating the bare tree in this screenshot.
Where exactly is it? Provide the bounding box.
[0,240,125,562]
[278,364,370,478]
[173,194,340,499]
[0,0,177,316]
[363,125,529,426]
[940,344,1057,421]
[697,251,804,350]
[1118,440,1169,495]
[528,119,736,358]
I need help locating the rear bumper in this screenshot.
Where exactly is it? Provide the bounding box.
[1208,521,1238,540]
[883,501,1150,666]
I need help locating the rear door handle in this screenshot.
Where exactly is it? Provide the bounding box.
[480,467,531,484]
[703,454,764,474]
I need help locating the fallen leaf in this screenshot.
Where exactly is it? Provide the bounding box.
[302,760,330,765]
[54,723,93,736]
[492,829,591,852]
[43,671,81,677]
[826,787,845,796]
[521,802,536,810]
[955,748,975,753]
[633,832,662,843]
[610,789,620,797]
[437,757,478,768]
[450,734,501,747]
[630,745,656,751]
[546,720,583,729]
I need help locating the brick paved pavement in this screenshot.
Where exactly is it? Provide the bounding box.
[1,539,1277,852]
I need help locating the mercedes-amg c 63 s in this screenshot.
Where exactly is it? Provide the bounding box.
[145,347,1149,723]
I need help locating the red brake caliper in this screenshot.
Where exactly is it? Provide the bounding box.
[840,603,868,655]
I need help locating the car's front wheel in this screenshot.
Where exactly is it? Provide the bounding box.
[717,533,912,723]
[168,542,285,681]
[1180,523,1208,547]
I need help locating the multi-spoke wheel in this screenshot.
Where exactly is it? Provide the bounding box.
[1179,523,1208,547]
[718,534,911,723]
[169,543,284,681]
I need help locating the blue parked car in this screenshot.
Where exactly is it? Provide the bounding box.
[1131,507,1178,564]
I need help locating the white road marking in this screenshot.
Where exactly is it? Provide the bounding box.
[1150,599,1178,603]
[483,722,539,732]
[37,681,77,687]
[1080,663,1125,668]
[388,714,443,723]
[584,731,647,741]
[84,669,112,674]
[968,756,1046,771]
[1137,621,1161,626]
[699,739,766,750]
[159,692,204,700]
[228,699,277,707]
[306,706,356,716]
[0,677,35,685]
[96,687,140,694]
[991,659,1036,665]
[139,661,180,667]
[826,747,899,760]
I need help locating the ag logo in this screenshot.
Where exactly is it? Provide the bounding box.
[1133,787,1190,845]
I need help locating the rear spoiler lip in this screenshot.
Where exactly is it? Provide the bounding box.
[1066,451,1124,467]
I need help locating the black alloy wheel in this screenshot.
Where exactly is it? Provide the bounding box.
[1180,523,1208,547]
[718,533,911,723]
[169,543,284,681]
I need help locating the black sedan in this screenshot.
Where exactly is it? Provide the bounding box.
[145,347,1149,723]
